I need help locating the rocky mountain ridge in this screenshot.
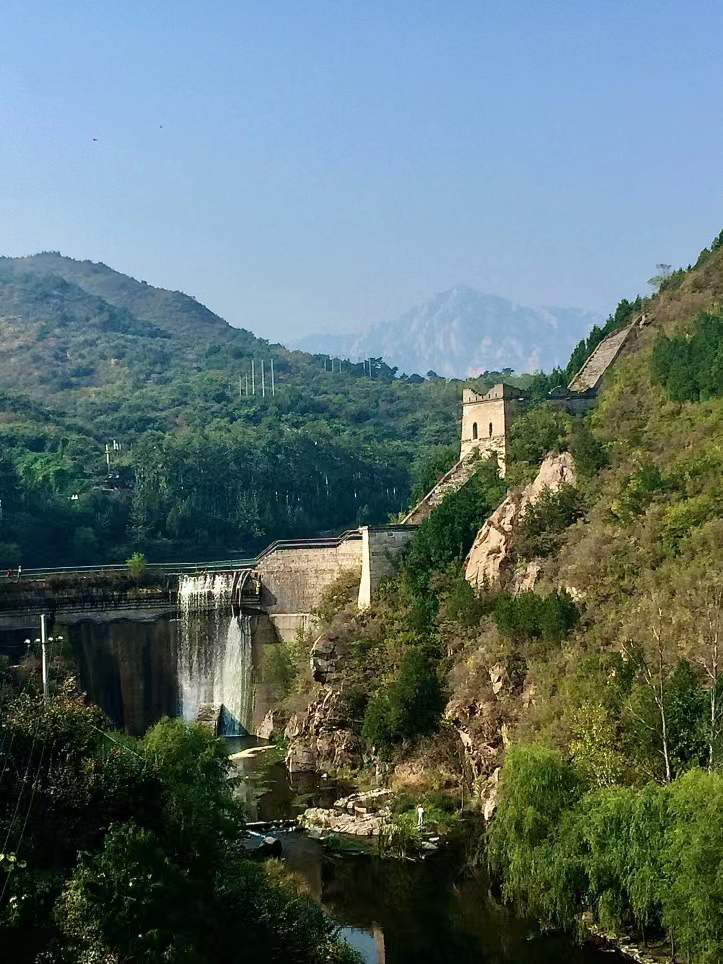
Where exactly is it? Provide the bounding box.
[295,285,601,377]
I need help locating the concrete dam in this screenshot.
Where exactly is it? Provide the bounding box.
[0,525,416,737]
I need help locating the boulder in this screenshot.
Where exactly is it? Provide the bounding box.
[300,790,393,837]
[242,833,284,857]
[509,559,542,593]
[333,788,392,814]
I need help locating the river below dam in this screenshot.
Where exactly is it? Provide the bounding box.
[228,737,625,964]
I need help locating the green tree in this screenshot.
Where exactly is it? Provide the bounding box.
[487,745,584,928]
[662,770,723,964]
[513,484,584,560]
[650,310,723,402]
[362,646,444,753]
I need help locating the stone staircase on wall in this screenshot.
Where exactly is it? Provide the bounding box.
[567,323,634,394]
[402,454,481,525]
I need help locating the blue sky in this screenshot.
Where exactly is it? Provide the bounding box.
[1,1,721,341]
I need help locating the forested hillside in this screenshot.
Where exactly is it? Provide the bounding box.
[277,231,723,962]
[0,253,533,565]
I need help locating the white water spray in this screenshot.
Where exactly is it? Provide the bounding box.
[177,572,253,734]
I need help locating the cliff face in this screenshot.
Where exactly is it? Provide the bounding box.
[465,452,576,593]
[284,687,363,774]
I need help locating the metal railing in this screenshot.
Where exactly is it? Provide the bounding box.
[6,528,367,582]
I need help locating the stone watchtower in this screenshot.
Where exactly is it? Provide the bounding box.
[460,383,526,475]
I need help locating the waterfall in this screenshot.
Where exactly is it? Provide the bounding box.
[177,572,253,735]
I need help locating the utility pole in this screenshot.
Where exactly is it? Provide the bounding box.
[40,614,49,699]
[261,359,266,398]
[270,358,275,396]
[245,373,249,397]
[25,614,62,700]
[251,360,256,395]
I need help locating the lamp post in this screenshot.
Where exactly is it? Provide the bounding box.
[24,614,63,699]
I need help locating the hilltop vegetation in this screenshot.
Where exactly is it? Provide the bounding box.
[0,253,535,565]
[281,232,723,961]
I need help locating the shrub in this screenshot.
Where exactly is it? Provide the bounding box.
[126,551,147,581]
[567,420,608,478]
[487,745,584,927]
[610,462,668,521]
[401,458,505,601]
[506,406,571,478]
[489,744,723,961]
[361,690,394,755]
[661,494,719,552]
[437,570,494,627]
[495,590,579,644]
[409,443,458,504]
[264,643,297,701]
[662,770,723,964]
[312,568,360,625]
[513,484,584,560]
[361,646,444,753]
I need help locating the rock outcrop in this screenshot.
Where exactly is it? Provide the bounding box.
[301,788,392,837]
[310,631,347,683]
[465,452,576,592]
[444,692,506,783]
[479,767,501,822]
[256,709,286,741]
[284,687,363,774]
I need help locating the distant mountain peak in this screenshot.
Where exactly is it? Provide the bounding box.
[294,286,600,377]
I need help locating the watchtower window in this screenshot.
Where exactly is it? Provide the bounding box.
[472,422,478,439]
[488,422,493,437]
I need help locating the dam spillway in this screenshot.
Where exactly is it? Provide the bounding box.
[0,524,418,736]
[177,572,254,735]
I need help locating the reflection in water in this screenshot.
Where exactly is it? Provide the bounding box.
[226,736,352,823]
[232,740,625,964]
[283,836,624,964]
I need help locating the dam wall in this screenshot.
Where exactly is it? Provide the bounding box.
[255,524,417,626]
[255,529,364,617]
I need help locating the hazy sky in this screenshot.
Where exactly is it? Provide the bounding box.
[1,2,721,341]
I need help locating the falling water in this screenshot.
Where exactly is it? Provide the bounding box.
[177,572,253,734]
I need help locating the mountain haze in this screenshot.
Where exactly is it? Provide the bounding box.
[295,286,601,377]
